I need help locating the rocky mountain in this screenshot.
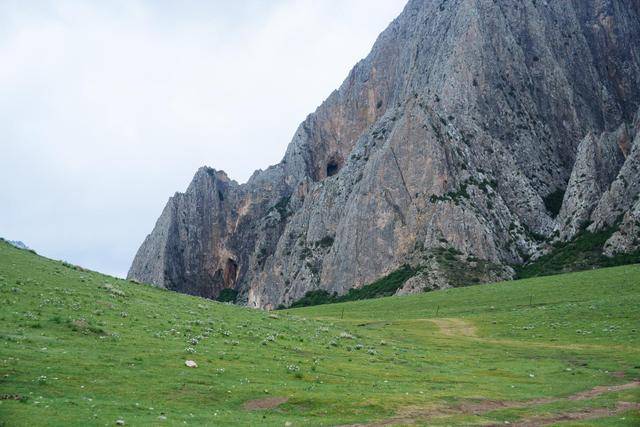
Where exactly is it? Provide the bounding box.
[129,0,640,309]
[1,238,30,251]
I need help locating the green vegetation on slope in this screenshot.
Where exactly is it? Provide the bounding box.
[517,225,640,279]
[1,240,639,426]
[216,288,239,303]
[288,265,416,308]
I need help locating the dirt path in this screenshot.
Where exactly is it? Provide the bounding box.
[347,381,640,426]
[242,396,288,410]
[567,380,639,400]
[504,401,640,426]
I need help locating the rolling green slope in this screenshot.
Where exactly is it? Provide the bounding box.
[0,240,639,426]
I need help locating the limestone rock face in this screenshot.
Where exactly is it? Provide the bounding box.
[554,107,640,245]
[128,168,244,298]
[604,198,640,256]
[557,126,628,239]
[396,266,450,296]
[588,111,640,230]
[129,0,640,308]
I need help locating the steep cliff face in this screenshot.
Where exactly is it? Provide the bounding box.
[128,169,243,297]
[559,109,640,240]
[129,0,640,308]
[589,111,640,230]
[604,198,640,256]
[557,127,627,239]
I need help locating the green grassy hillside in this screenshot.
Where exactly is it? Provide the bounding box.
[0,241,638,426]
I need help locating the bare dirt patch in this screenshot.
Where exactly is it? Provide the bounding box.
[242,396,289,411]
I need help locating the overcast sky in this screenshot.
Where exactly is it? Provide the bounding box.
[0,0,407,278]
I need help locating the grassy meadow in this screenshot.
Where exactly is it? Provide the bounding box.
[0,240,638,426]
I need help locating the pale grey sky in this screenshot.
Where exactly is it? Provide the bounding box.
[0,0,407,278]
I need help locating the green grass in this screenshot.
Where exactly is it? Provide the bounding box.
[1,240,639,426]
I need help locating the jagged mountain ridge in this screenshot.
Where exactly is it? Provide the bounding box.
[129,0,640,308]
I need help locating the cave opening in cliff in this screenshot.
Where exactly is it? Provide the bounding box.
[326,160,340,177]
[223,258,238,288]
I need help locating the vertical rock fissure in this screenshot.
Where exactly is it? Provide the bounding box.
[389,146,415,206]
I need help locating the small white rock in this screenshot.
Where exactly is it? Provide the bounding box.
[116,420,125,426]
[185,360,198,368]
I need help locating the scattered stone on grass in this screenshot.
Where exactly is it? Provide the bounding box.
[0,394,22,400]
